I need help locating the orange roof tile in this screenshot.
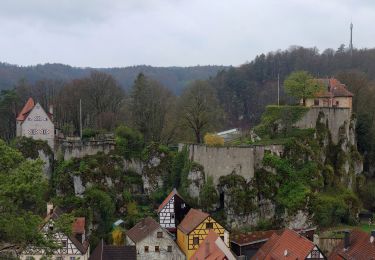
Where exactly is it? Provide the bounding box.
[315,78,353,98]
[329,229,375,259]
[157,188,182,213]
[191,230,226,260]
[72,217,85,234]
[178,208,209,234]
[231,230,281,246]
[16,97,35,121]
[252,229,316,260]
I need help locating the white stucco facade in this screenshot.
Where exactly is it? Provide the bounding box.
[17,103,55,149]
[126,227,185,260]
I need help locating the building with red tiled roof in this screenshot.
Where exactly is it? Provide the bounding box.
[231,227,316,259]
[158,188,190,233]
[304,78,353,110]
[16,97,55,149]
[125,217,184,260]
[252,229,325,260]
[191,230,236,260]
[329,229,375,259]
[177,208,229,259]
[21,204,90,260]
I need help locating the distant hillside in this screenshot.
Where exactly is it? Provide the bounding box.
[0,63,228,94]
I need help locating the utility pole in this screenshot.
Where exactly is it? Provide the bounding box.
[79,99,82,140]
[277,73,280,106]
[349,22,353,57]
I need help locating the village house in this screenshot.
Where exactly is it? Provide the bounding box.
[158,188,190,234]
[125,217,185,260]
[89,239,136,260]
[177,208,229,260]
[21,204,90,260]
[303,78,353,110]
[329,229,375,259]
[252,228,325,260]
[191,230,236,260]
[16,97,55,149]
[231,227,316,259]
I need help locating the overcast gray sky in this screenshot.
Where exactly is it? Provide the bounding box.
[0,0,374,68]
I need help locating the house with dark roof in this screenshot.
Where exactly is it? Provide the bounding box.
[158,188,190,234]
[89,239,136,260]
[252,229,325,260]
[21,204,90,260]
[16,97,55,149]
[125,217,185,260]
[177,208,229,259]
[329,229,375,259]
[191,230,236,260]
[304,78,353,110]
[231,227,316,259]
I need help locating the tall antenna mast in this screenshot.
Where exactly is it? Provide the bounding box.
[349,22,353,56]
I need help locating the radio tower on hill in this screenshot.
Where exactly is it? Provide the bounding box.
[349,22,353,56]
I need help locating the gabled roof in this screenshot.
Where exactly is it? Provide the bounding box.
[191,230,236,260]
[252,229,317,260]
[178,208,209,235]
[43,207,89,254]
[16,97,35,121]
[126,217,160,243]
[315,78,353,98]
[329,229,375,259]
[89,239,136,260]
[157,188,183,213]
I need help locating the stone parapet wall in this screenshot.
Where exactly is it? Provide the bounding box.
[180,144,283,184]
[55,139,115,160]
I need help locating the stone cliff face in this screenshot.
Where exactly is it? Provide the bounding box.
[184,107,363,229]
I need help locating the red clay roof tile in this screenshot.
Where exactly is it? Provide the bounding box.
[252,229,316,260]
[178,208,209,234]
[16,97,35,121]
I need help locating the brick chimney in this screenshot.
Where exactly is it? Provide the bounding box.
[47,202,54,215]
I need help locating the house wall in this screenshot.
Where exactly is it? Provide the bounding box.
[305,97,352,110]
[159,196,175,229]
[20,103,55,149]
[181,144,283,185]
[177,228,188,257]
[20,253,89,260]
[185,216,228,260]
[129,227,185,260]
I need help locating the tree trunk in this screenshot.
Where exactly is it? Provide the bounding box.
[195,130,201,144]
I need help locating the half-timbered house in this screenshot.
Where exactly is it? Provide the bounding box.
[21,206,90,260]
[125,217,185,260]
[252,228,325,260]
[177,208,229,259]
[157,188,190,233]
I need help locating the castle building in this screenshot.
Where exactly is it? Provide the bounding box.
[16,98,55,149]
[177,208,229,260]
[158,188,190,234]
[304,78,353,110]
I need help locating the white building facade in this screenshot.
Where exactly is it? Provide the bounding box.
[16,98,55,150]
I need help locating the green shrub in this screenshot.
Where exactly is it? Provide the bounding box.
[115,125,144,160]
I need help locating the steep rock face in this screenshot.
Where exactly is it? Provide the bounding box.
[187,165,205,199]
[185,107,363,229]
